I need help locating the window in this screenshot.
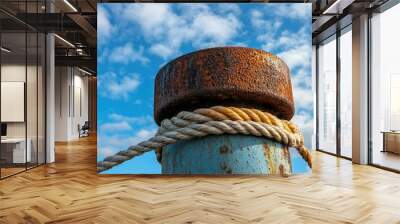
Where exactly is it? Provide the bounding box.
[318,35,337,154]
[370,3,400,171]
[0,1,46,179]
[339,27,352,158]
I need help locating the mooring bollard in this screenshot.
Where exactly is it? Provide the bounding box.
[154,47,310,175]
[162,135,293,175]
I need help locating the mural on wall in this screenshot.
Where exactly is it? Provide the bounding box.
[97,3,313,175]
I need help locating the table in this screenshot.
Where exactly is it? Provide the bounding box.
[381,131,400,154]
[1,138,31,163]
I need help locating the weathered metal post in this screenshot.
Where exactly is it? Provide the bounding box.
[154,47,310,175]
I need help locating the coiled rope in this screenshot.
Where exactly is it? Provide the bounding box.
[97,106,312,172]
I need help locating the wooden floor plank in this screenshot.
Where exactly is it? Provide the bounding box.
[1,135,400,223]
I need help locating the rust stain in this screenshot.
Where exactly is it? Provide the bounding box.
[156,148,163,162]
[263,144,276,174]
[279,164,289,177]
[154,47,294,124]
[263,143,292,175]
[279,165,284,175]
[219,161,233,174]
[220,162,227,170]
[219,145,230,154]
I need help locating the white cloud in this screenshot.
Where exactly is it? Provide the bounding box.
[99,147,117,158]
[109,113,153,126]
[251,10,282,52]
[109,43,149,65]
[292,111,314,149]
[136,129,155,139]
[99,72,140,100]
[177,4,210,18]
[98,6,113,40]
[100,113,155,139]
[191,13,241,48]
[98,48,109,64]
[251,10,282,30]
[112,4,242,59]
[149,43,175,59]
[290,60,313,111]
[121,4,177,38]
[258,25,309,53]
[277,44,311,71]
[292,83,313,109]
[217,4,241,15]
[98,128,157,158]
[290,65,314,150]
[101,121,131,132]
[258,34,275,52]
[273,4,311,20]
[250,10,263,27]
[276,28,308,50]
[253,9,315,54]
[98,112,157,158]
[251,8,311,66]
[291,67,311,89]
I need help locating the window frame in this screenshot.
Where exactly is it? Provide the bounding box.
[315,23,353,161]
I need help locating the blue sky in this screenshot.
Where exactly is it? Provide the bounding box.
[97,3,313,174]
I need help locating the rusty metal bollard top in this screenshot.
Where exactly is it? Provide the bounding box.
[154,47,294,125]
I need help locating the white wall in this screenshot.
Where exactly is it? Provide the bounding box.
[55,66,69,141]
[1,63,46,164]
[71,73,89,138]
[54,67,89,141]
[1,65,41,137]
[1,65,26,139]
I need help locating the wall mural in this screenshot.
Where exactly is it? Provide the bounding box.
[97,3,313,175]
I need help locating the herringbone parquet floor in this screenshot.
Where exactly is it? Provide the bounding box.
[1,135,400,223]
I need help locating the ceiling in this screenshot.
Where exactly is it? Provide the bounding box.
[311,0,390,43]
[0,0,395,74]
[0,0,97,74]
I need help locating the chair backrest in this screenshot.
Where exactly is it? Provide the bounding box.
[82,121,90,129]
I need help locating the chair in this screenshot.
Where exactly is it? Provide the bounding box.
[78,121,90,138]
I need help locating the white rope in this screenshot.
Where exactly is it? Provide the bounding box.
[97,118,305,172]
